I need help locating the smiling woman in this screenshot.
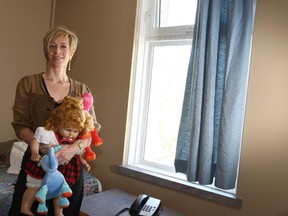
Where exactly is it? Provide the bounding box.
[9,26,101,216]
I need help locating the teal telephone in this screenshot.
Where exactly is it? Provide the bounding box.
[129,194,162,216]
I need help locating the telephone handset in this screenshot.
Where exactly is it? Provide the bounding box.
[129,194,161,216]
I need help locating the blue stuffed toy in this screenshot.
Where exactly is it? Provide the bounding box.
[35,146,72,215]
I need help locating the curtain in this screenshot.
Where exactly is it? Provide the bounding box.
[175,0,256,190]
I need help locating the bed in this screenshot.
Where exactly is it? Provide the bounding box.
[0,139,102,215]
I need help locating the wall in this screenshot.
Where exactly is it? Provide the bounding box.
[2,0,288,215]
[0,0,53,140]
[238,0,288,215]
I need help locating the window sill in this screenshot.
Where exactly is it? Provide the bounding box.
[112,164,242,209]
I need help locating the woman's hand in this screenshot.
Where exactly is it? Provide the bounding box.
[55,137,92,165]
[55,143,79,165]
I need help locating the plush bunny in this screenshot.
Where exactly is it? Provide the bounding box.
[81,92,103,161]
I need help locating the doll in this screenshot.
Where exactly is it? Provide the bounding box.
[21,96,96,216]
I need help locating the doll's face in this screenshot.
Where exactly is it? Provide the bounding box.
[59,127,80,141]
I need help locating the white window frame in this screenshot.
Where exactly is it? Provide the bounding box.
[124,0,193,176]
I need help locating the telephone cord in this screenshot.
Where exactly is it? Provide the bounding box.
[115,207,130,216]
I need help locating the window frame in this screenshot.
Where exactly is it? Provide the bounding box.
[126,0,194,172]
[118,0,243,208]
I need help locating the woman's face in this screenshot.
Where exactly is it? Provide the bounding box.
[47,36,73,69]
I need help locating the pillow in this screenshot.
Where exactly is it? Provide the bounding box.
[7,141,28,174]
[0,149,11,166]
[0,139,18,166]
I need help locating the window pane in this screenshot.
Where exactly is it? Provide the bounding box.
[144,44,191,167]
[158,0,197,27]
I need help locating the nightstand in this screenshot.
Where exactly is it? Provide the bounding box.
[80,189,183,216]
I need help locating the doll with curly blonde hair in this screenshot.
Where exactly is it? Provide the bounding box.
[21,96,95,216]
[45,96,94,137]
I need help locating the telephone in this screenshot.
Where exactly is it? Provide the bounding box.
[129,194,161,216]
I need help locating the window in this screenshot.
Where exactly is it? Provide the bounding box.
[120,0,244,208]
[124,0,196,176]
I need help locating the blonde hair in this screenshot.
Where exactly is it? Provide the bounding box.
[45,96,94,136]
[43,26,79,61]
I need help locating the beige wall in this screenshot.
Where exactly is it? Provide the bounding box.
[0,0,53,140]
[2,0,288,215]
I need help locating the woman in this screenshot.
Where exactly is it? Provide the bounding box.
[9,26,100,216]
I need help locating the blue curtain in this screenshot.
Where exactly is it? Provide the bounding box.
[175,0,256,190]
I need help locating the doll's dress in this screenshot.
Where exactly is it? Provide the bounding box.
[25,127,81,186]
